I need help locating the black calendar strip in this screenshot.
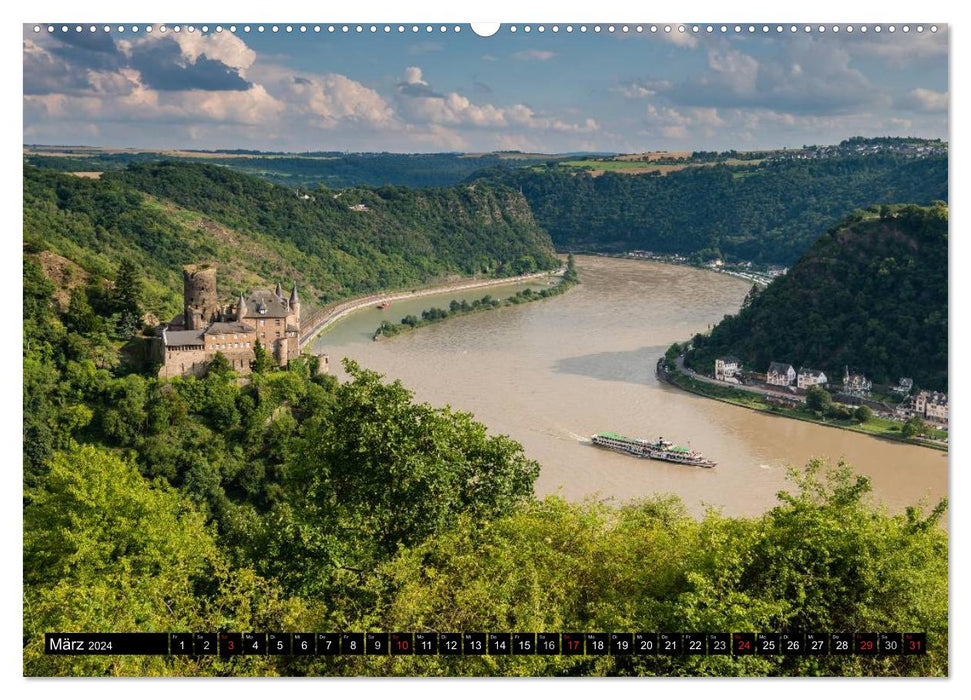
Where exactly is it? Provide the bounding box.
[45,632,927,656]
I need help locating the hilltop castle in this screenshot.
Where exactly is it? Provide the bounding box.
[156,264,301,378]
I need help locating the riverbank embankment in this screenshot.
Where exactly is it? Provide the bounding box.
[298,268,564,349]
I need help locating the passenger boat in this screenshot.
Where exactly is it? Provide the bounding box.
[377,301,391,310]
[591,431,715,468]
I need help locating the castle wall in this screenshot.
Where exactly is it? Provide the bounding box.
[158,347,209,379]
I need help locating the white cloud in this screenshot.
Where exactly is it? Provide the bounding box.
[403,66,427,86]
[164,30,257,74]
[25,71,286,127]
[898,88,948,113]
[844,28,948,65]
[614,80,672,99]
[396,66,597,134]
[660,29,699,49]
[706,48,759,95]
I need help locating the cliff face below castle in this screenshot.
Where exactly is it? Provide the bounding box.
[23,163,559,321]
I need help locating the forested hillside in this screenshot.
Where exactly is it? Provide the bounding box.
[25,150,545,188]
[684,203,948,392]
[23,164,558,321]
[479,154,947,263]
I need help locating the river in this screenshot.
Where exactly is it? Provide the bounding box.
[311,255,947,517]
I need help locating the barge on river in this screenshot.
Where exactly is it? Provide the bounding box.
[591,431,715,468]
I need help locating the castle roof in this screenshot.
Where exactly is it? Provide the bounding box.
[204,321,255,335]
[289,283,299,305]
[242,289,291,319]
[162,329,204,347]
[768,362,794,375]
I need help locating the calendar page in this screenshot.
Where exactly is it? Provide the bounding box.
[21,15,949,680]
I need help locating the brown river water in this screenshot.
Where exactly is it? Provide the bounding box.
[311,255,947,517]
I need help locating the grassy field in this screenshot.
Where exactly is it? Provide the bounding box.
[662,368,947,451]
[557,158,765,177]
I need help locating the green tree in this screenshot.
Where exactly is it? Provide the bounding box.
[113,260,145,317]
[250,339,274,374]
[207,351,233,378]
[64,287,102,335]
[854,405,874,423]
[345,460,946,677]
[23,444,309,676]
[805,385,833,414]
[902,416,926,438]
[279,359,540,596]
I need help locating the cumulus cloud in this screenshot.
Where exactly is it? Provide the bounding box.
[26,71,285,127]
[396,66,597,134]
[654,39,884,116]
[897,88,948,113]
[659,29,699,49]
[279,71,396,128]
[163,29,257,73]
[128,38,252,92]
[842,27,948,65]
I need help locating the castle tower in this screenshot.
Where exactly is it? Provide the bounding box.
[235,291,248,321]
[183,264,220,331]
[289,283,300,326]
[275,281,283,298]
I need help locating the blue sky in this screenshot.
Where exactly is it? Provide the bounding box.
[23,23,948,153]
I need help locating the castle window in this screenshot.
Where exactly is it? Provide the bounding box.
[275,319,281,326]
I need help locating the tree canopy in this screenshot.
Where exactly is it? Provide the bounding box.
[685,204,948,391]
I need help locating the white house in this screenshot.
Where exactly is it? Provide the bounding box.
[842,367,872,398]
[893,377,914,395]
[715,357,740,381]
[915,390,948,425]
[766,362,796,387]
[797,368,828,390]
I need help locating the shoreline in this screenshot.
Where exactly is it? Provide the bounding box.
[298,268,564,349]
[656,360,947,452]
[562,249,773,287]
[372,275,577,341]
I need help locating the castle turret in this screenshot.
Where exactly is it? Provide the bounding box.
[275,281,283,298]
[289,283,300,324]
[236,292,248,321]
[183,264,219,331]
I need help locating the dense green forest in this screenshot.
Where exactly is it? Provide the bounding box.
[25,151,545,188]
[23,236,947,676]
[478,154,947,263]
[684,203,948,392]
[23,163,559,321]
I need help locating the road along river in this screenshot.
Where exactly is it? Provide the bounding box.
[310,255,947,517]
